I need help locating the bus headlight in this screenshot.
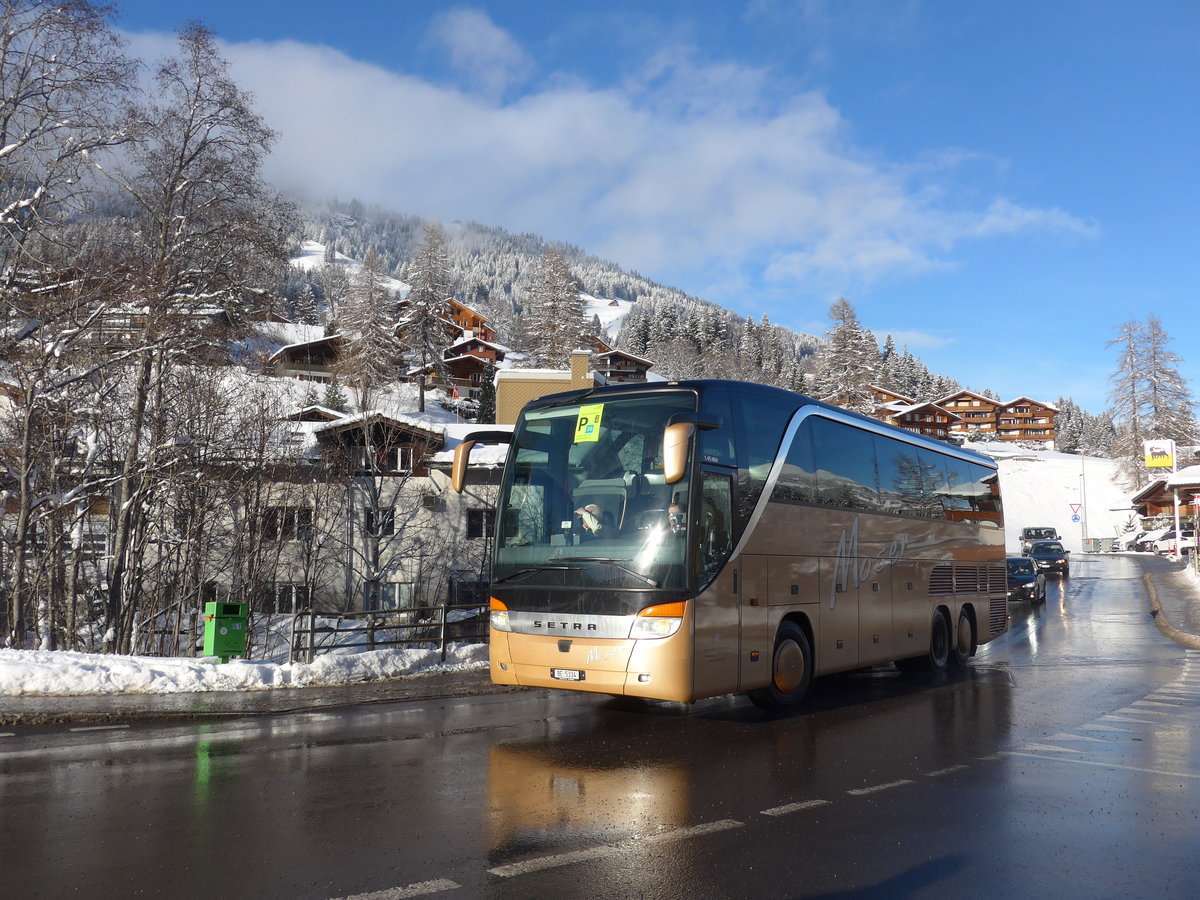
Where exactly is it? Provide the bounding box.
[630,601,686,640]
[490,597,511,632]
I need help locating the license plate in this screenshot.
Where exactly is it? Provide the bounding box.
[551,668,585,682]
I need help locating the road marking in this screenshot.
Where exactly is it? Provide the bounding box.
[1046,733,1112,744]
[1101,714,1162,725]
[1078,723,1136,733]
[762,799,830,817]
[847,779,913,796]
[68,725,130,733]
[1018,743,1080,753]
[1004,751,1200,780]
[338,878,460,899]
[0,733,14,739]
[1133,700,1188,708]
[487,819,744,878]
[926,765,968,777]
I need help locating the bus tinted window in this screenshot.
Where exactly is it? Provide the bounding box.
[699,388,736,467]
[878,440,937,517]
[735,391,799,530]
[812,416,879,511]
[776,416,816,505]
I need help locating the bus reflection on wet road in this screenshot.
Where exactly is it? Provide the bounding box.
[0,554,1196,899]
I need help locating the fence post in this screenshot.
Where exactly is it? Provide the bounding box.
[439,591,449,662]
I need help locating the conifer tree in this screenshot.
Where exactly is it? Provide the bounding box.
[339,248,398,409]
[812,298,877,414]
[524,246,583,367]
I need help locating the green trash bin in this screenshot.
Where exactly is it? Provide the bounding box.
[203,601,248,662]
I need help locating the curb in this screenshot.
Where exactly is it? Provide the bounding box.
[1143,571,1200,651]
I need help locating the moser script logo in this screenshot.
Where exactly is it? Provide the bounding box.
[830,518,910,609]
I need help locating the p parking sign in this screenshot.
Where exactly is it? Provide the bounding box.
[574,404,604,443]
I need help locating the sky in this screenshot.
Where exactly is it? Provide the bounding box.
[108,1,1200,413]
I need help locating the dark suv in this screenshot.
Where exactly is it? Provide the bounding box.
[1020,526,1060,555]
[1028,540,1070,576]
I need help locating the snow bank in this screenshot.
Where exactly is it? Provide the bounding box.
[982,443,1134,554]
[0,644,487,696]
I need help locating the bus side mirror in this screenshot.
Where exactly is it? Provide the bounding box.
[451,440,476,493]
[451,430,514,493]
[663,422,694,485]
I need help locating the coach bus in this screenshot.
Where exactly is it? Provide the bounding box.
[451,379,1006,710]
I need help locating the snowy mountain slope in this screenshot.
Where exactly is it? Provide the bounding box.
[983,443,1136,554]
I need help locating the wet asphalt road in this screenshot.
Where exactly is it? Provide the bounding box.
[1,553,1198,899]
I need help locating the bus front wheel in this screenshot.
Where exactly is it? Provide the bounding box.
[749,622,812,711]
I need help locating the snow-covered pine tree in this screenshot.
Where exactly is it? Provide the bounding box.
[400,222,458,408]
[524,246,583,367]
[339,248,398,409]
[812,298,878,414]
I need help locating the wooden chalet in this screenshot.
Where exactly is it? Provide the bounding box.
[313,413,444,477]
[996,397,1057,442]
[267,335,344,382]
[591,349,653,383]
[885,401,963,441]
[935,390,1002,437]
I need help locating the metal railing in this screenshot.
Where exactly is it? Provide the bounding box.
[289,602,489,664]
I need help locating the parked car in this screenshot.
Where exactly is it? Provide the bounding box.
[1006,556,1047,603]
[1108,537,1122,552]
[1133,528,1170,552]
[1020,526,1060,555]
[1027,540,1070,576]
[1153,529,1196,556]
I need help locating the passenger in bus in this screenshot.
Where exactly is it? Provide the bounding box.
[574,503,604,535]
[668,493,686,534]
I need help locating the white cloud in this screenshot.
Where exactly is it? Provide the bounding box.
[118,26,1096,307]
[878,329,958,350]
[429,8,534,99]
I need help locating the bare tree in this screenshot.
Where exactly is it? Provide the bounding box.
[97,24,296,653]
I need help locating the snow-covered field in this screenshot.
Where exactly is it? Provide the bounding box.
[0,445,1142,696]
[986,442,1135,554]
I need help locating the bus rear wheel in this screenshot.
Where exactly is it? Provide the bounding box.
[949,608,974,667]
[749,622,812,711]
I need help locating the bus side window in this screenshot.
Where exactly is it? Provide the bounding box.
[698,471,734,581]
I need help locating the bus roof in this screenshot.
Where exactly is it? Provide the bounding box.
[519,378,996,468]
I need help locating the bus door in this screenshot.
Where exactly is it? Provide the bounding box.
[857,560,893,667]
[818,546,860,673]
[691,468,739,697]
[737,554,770,689]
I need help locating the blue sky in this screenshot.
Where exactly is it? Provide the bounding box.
[113,1,1200,413]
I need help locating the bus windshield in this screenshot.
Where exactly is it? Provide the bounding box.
[495,391,697,592]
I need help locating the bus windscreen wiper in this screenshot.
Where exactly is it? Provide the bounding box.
[554,557,660,588]
[493,564,583,584]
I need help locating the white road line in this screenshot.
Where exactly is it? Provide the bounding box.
[1118,707,1170,717]
[1101,715,1163,725]
[975,753,1005,761]
[762,799,830,817]
[338,878,460,899]
[1046,733,1113,744]
[847,779,913,796]
[1134,701,1188,708]
[487,819,744,878]
[68,725,130,733]
[926,765,968,777]
[1004,751,1200,780]
[1078,723,1136,733]
[1018,743,1081,754]
[0,733,14,739]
